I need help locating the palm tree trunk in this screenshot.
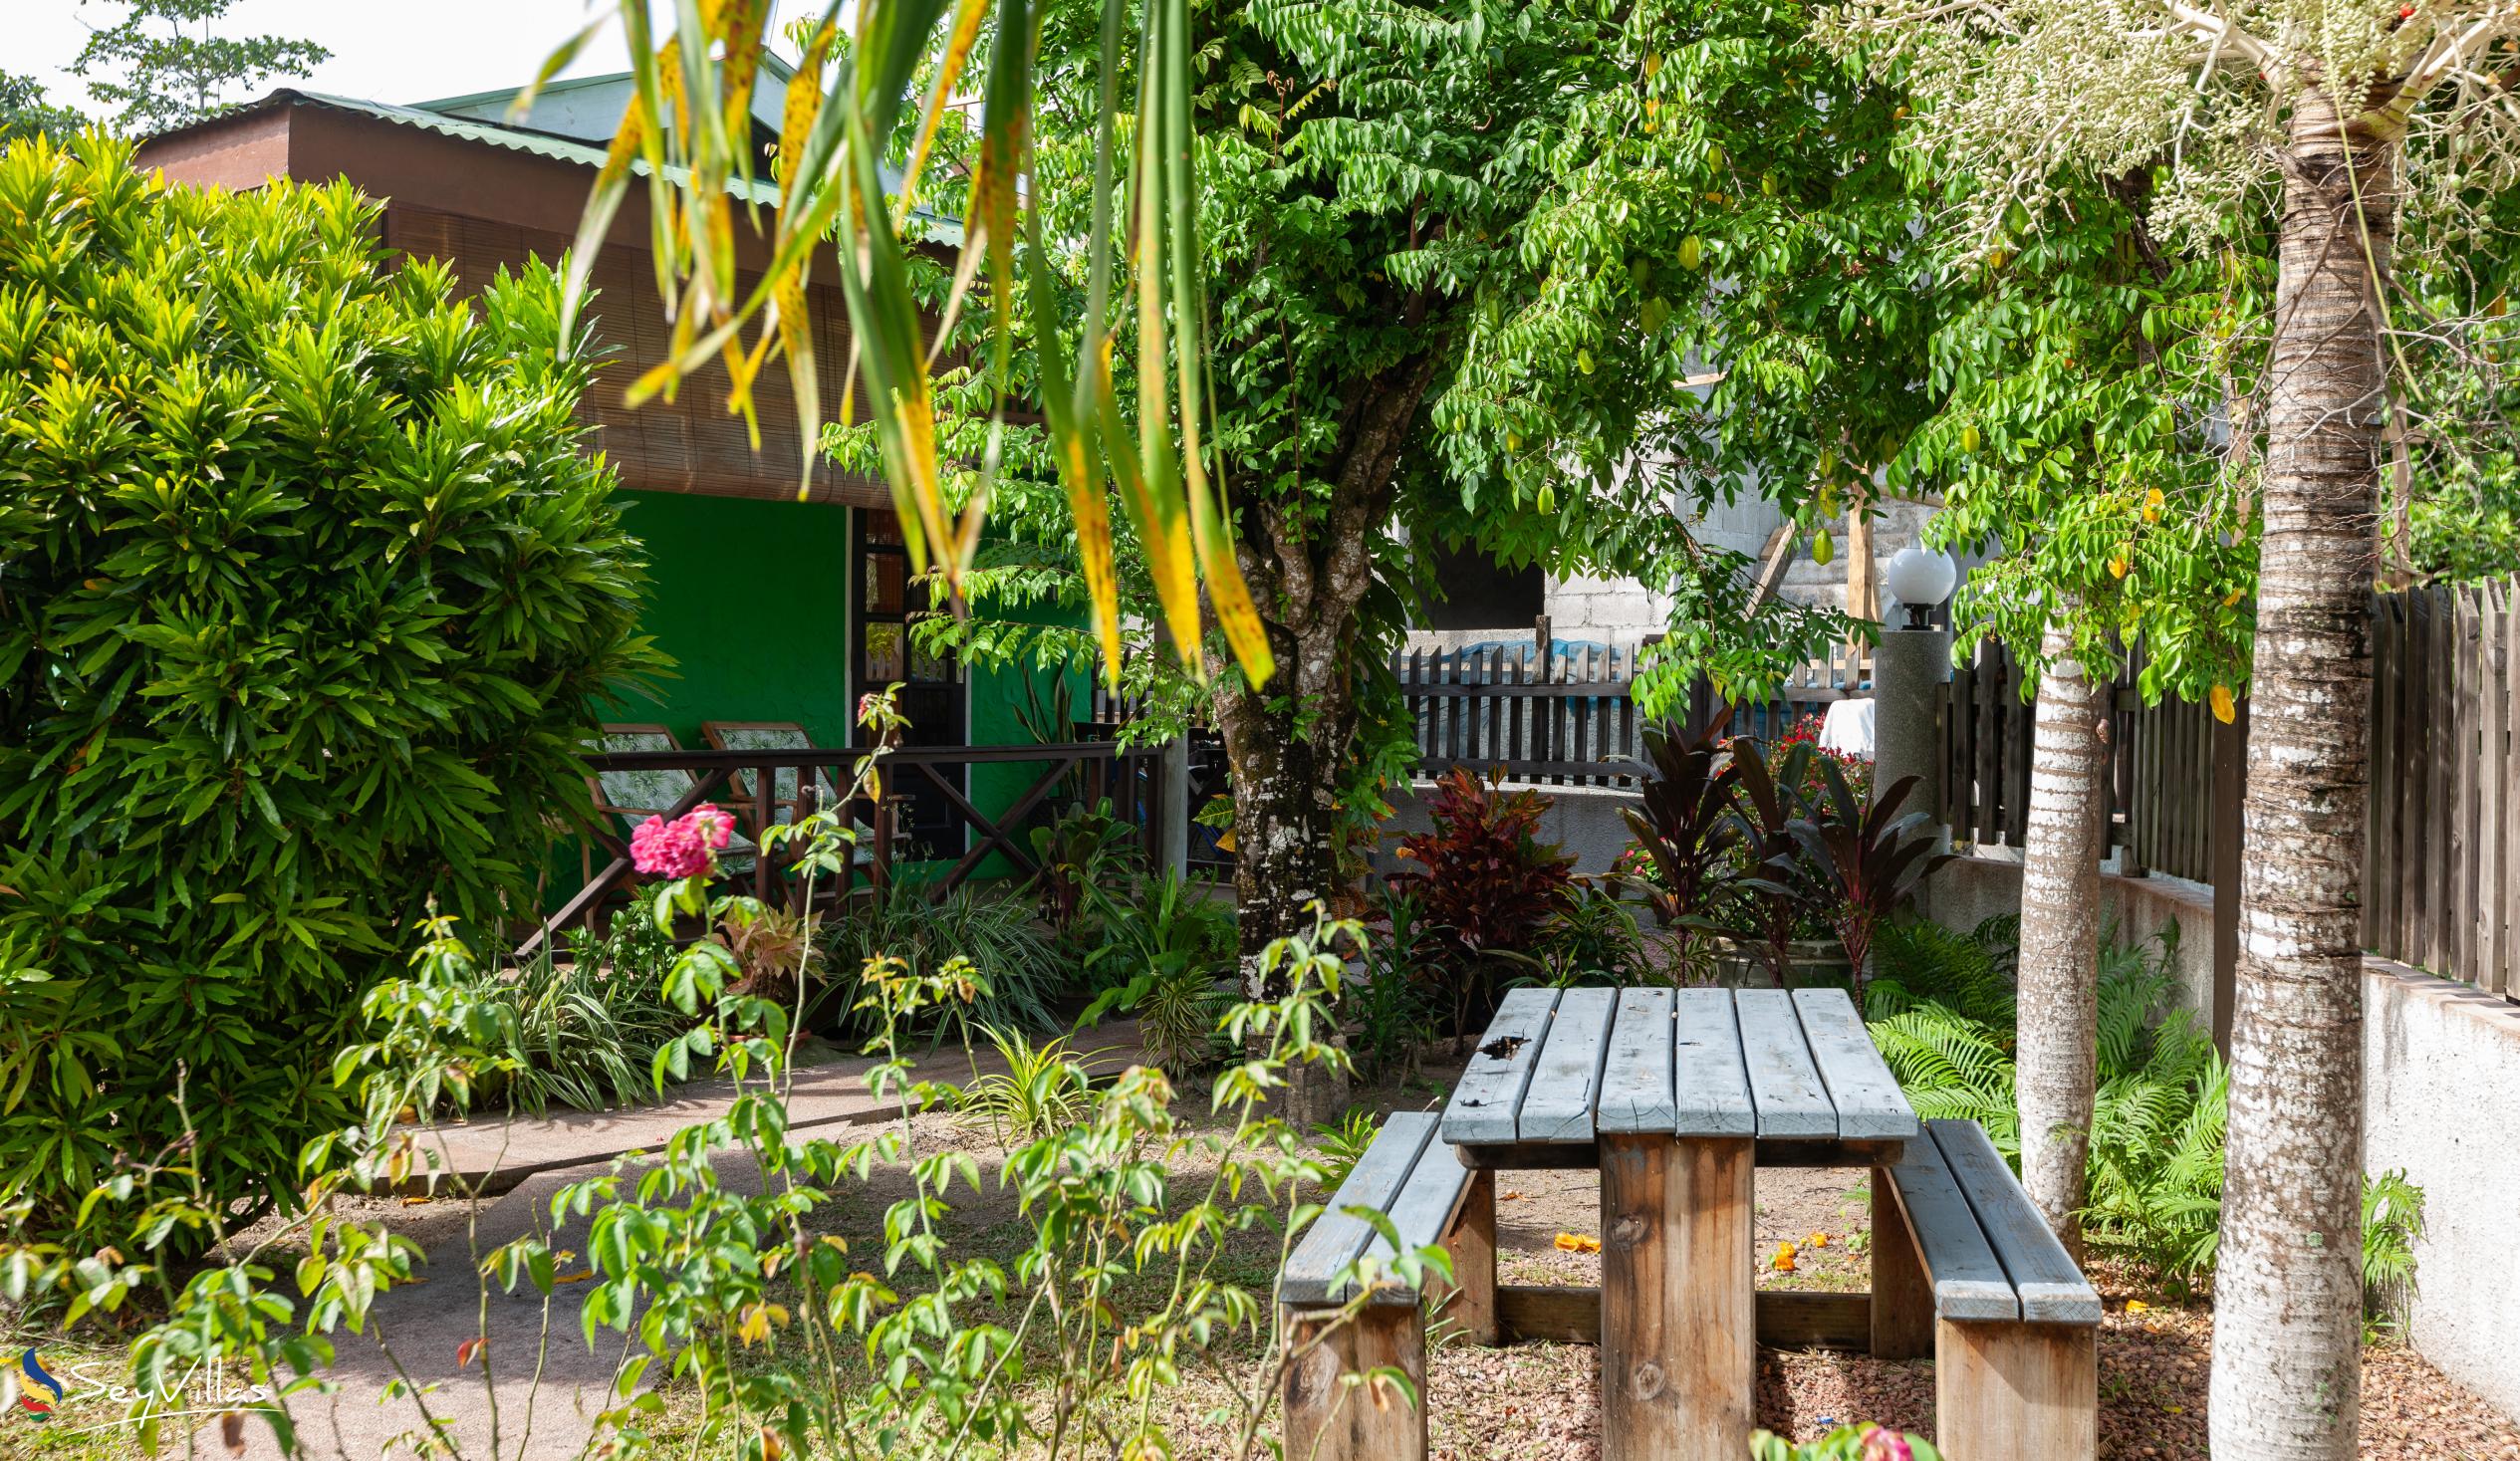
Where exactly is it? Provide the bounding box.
[2014,620,2109,1260]
[2208,87,2395,1461]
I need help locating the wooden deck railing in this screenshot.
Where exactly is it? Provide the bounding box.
[522,740,1166,956]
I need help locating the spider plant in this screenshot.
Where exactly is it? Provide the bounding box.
[953,1026,1097,1148]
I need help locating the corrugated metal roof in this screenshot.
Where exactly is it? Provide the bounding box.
[287,89,790,205]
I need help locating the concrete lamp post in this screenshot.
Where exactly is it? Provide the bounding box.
[1873,547,1958,823]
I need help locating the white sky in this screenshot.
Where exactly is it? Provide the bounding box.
[11,0,832,120]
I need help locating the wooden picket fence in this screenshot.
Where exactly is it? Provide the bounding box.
[1941,641,2221,881]
[1394,642,1647,786]
[1394,634,1870,786]
[2364,579,2519,996]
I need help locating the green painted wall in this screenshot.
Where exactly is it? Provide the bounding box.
[589,492,1086,887]
[607,489,856,746]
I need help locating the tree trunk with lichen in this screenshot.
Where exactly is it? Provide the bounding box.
[2208,87,2394,1461]
[1213,355,1437,1130]
[2015,619,2109,1262]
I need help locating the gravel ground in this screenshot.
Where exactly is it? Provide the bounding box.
[1285,1073,2520,1461]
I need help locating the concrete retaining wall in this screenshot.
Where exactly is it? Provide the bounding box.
[1924,852,2220,1026]
[1929,853,2520,1422]
[1377,777,1640,875]
[2363,960,2520,1421]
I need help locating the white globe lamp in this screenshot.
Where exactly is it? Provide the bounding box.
[1884,546,1958,629]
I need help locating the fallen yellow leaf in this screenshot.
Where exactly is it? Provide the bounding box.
[2126,1299,2150,1314]
[554,1270,594,1286]
[1772,1242,1798,1273]
[1805,1231,1829,1249]
[1501,1190,1524,1201]
[1553,1232,1602,1254]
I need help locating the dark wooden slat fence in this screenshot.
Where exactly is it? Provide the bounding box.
[1947,579,2519,1000]
[2362,578,2517,996]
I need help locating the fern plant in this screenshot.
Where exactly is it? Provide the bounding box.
[2363,1167,2425,1341]
[1869,918,2424,1301]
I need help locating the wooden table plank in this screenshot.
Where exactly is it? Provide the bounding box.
[1930,1119,2104,1324]
[1792,987,1917,1139]
[1882,1130,2018,1321]
[1281,1111,1439,1306]
[1597,987,1677,1134]
[1441,988,1562,1145]
[1733,988,1838,1137]
[1672,988,1756,1136]
[1519,987,1619,1140]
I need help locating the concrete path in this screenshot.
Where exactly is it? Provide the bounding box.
[202,1020,1146,1459]
[399,1021,1145,1197]
[217,1159,700,1461]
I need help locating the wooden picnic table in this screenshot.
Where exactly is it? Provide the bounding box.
[1439,984,1919,1461]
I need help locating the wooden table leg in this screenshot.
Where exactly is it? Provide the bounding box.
[1870,1162,1934,1359]
[1282,1303,1428,1461]
[1438,1167,1499,1345]
[1601,1134,1753,1461]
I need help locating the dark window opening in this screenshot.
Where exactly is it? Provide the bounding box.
[1420,540,1544,630]
[857,509,966,855]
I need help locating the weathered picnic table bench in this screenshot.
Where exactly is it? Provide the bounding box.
[1274,984,2101,1461]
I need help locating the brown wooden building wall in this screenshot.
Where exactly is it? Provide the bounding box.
[138,93,889,507]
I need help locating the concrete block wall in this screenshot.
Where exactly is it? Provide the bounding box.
[1402,481,1943,651]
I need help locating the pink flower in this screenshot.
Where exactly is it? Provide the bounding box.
[1860,1426,1912,1461]
[630,803,735,879]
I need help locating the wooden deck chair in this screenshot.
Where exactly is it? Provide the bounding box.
[699,721,883,870]
[585,723,758,875]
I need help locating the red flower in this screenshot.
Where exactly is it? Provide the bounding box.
[630,803,735,879]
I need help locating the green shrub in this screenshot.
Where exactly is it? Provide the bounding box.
[1351,883,1442,1082]
[482,924,689,1113]
[1534,878,1654,985]
[0,137,657,1244]
[1310,1105,1383,1190]
[1078,870,1235,1074]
